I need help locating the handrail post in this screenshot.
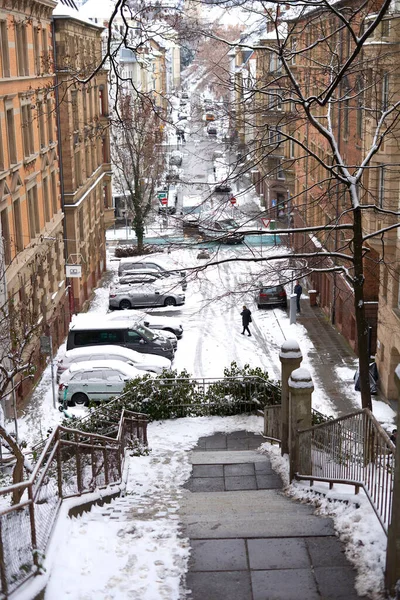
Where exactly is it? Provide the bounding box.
[0,518,8,595]
[288,368,313,481]
[27,484,39,569]
[385,371,400,596]
[75,432,83,494]
[280,340,303,455]
[56,428,63,500]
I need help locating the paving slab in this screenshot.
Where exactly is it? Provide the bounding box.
[224,463,255,476]
[306,536,350,567]
[314,566,361,599]
[189,539,247,571]
[225,475,257,491]
[251,568,320,600]
[192,465,224,478]
[248,538,310,570]
[186,571,252,600]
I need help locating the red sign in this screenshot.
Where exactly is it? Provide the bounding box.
[230,197,237,205]
[161,198,168,205]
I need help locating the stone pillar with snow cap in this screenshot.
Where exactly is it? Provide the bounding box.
[288,367,313,481]
[280,340,302,456]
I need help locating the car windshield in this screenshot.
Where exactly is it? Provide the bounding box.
[136,323,157,341]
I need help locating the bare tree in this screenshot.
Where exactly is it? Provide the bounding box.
[111,94,166,251]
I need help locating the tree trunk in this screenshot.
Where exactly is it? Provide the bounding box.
[0,425,27,504]
[352,206,372,411]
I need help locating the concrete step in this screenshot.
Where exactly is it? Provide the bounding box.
[180,489,335,539]
[190,450,271,465]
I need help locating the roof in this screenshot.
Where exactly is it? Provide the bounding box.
[53,0,104,28]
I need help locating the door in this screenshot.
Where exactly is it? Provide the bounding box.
[125,330,147,353]
[102,369,126,399]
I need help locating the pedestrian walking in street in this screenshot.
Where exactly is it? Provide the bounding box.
[241,305,252,336]
[294,280,302,313]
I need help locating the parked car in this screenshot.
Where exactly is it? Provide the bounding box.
[58,360,147,407]
[214,183,232,193]
[57,345,171,382]
[199,217,244,244]
[207,123,217,135]
[181,91,189,99]
[118,258,186,279]
[115,269,187,291]
[255,284,287,309]
[165,166,181,182]
[109,284,185,310]
[169,150,183,166]
[67,317,175,360]
[205,113,215,122]
[105,311,183,339]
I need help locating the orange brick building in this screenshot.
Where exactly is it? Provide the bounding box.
[0,0,68,404]
[53,2,113,312]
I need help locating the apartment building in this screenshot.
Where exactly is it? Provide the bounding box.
[53,1,114,312]
[0,0,67,403]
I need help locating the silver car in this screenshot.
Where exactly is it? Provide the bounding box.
[109,284,185,310]
[58,360,147,406]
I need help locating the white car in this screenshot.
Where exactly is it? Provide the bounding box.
[105,309,183,339]
[57,345,171,382]
[58,360,148,406]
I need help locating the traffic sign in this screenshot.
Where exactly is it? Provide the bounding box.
[230,197,237,204]
[158,192,167,200]
[161,198,168,205]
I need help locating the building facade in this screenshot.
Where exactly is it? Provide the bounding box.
[53,3,114,313]
[0,0,68,404]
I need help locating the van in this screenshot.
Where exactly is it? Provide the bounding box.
[66,317,175,360]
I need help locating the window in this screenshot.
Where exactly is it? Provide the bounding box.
[33,27,40,75]
[46,98,53,144]
[356,98,363,138]
[83,87,88,125]
[13,198,23,252]
[382,73,389,111]
[381,19,390,37]
[74,330,125,346]
[378,165,385,208]
[79,208,84,238]
[99,86,106,116]
[41,28,48,72]
[37,101,46,148]
[51,170,58,215]
[6,107,17,165]
[343,98,350,138]
[291,38,297,64]
[0,208,11,264]
[43,176,50,222]
[267,89,282,110]
[0,21,10,77]
[21,104,35,158]
[27,186,40,238]
[15,23,29,76]
[277,162,285,180]
[289,137,295,159]
[71,90,79,132]
[74,151,82,186]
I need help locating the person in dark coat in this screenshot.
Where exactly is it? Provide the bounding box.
[241,305,252,336]
[294,281,302,313]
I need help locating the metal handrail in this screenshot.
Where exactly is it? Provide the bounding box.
[0,409,149,597]
[296,408,395,534]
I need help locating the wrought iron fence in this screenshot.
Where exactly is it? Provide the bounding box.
[296,408,396,533]
[0,410,148,597]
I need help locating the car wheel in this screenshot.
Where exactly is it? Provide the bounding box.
[257,304,262,309]
[72,392,89,406]
[119,299,131,310]
[164,297,176,307]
